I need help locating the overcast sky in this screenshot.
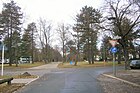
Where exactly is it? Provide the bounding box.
[0,0,104,25]
[0,0,104,47]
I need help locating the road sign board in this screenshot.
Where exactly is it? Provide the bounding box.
[110,47,118,53]
[70,61,73,65]
[109,40,118,47]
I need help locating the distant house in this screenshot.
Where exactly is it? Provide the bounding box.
[19,56,32,64]
[0,59,9,64]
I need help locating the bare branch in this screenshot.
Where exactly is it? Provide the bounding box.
[123,15,140,37]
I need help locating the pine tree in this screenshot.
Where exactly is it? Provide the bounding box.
[21,22,37,64]
[74,6,102,64]
[0,0,23,66]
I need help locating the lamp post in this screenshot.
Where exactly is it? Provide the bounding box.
[0,36,4,76]
[1,44,4,76]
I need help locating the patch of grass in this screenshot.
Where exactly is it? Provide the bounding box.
[58,61,124,68]
[0,62,42,93]
[13,74,38,79]
[0,72,38,79]
[0,62,45,69]
[0,75,12,79]
[0,72,38,92]
[18,62,45,68]
[0,75,38,79]
[0,83,25,93]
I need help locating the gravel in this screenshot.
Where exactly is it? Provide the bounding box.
[98,70,140,93]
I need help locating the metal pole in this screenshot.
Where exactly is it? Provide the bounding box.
[1,45,4,76]
[113,53,116,76]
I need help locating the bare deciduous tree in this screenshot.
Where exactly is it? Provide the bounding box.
[56,23,71,63]
[104,0,140,69]
[37,18,52,63]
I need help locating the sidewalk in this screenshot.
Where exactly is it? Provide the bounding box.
[12,62,60,84]
[12,78,39,85]
[98,70,140,93]
[103,70,140,86]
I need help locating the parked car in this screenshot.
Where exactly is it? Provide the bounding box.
[130,60,140,69]
[0,59,9,64]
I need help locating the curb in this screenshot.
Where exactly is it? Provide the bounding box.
[103,74,140,87]
[13,76,40,93]
[25,76,40,85]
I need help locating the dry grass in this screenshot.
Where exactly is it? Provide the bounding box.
[0,73,38,93]
[0,75,37,79]
[58,61,124,68]
[13,74,37,79]
[0,83,25,93]
[0,62,43,93]
[0,62,45,69]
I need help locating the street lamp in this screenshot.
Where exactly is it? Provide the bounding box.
[0,36,5,76]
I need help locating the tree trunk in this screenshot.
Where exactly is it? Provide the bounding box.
[91,45,94,64]
[117,47,121,64]
[9,28,12,66]
[119,39,129,70]
[123,46,129,70]
[91,52,94,64]
[62,42,65,63]
[88,39,91,64]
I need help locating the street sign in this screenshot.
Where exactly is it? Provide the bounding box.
[109,40,118,47]
[110,47,118,53]
[70,61,73,65]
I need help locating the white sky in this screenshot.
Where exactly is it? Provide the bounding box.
[0,0,104,25]
[0,0,104,48]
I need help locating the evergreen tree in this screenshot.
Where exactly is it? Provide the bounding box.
[74,6,102,64]
[21,22,37,63]
[0,0,23,66]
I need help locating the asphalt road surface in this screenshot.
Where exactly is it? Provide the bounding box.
[15,67,119,93]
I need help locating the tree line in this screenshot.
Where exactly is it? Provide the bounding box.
[61,0,140,70]
[0,0,62,66]
[0,0,140,70]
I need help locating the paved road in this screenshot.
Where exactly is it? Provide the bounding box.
[15,66,121,93]
[1,63,123,93]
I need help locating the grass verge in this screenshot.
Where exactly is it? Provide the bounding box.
[0,62,46,69]
[0,73,38,92]
[58,61,124,68]
[0,62,42,93]
[0,74,38,79]
[0,83,25,93]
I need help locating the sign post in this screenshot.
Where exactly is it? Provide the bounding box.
[110,47,118,76]
[1,45,4,76]
[109,40,118,76]
[0,36,4,76]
